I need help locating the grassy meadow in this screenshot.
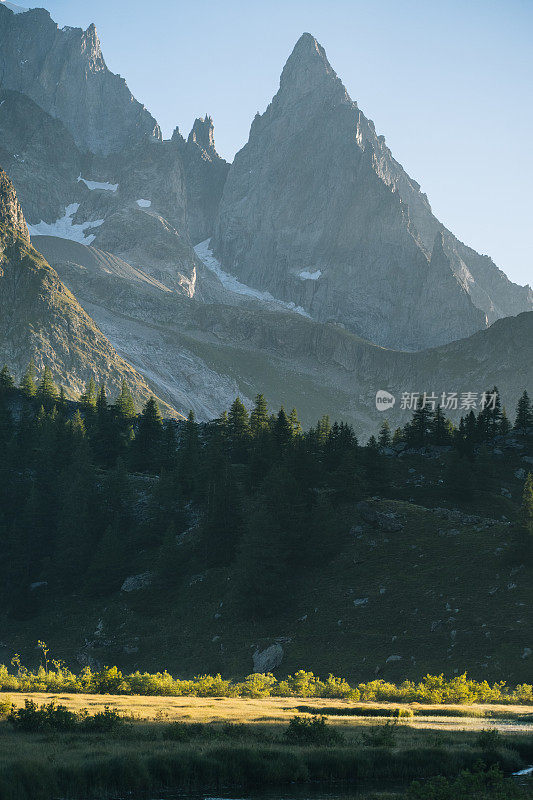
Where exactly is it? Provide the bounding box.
[0,692,532,799]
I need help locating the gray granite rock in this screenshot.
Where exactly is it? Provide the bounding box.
[213,33,532,350]
[0,6,161,155]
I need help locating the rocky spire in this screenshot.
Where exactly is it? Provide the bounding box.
[187,115,218,159]
[0,168,29,246]
[277,32,348,105]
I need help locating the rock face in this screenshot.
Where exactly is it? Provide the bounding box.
[173,117,230,245]
[0,168,175,410]
[213,33,532,350]
[0,89,82,224]
[252,643,284,672]
[0,5,161,155]
[0,88,199,293]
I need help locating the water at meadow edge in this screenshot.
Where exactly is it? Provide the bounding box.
[133,784,404,800]
[132,767,533,800]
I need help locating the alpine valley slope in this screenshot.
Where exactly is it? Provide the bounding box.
[34,234,533,436]
[212,33,532,350]
[0,168,178,412]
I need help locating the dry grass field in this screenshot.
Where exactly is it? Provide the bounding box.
[1,692,532,799]
[5,691,533,731]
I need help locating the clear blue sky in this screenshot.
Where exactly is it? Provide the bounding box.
[21,0,533,287]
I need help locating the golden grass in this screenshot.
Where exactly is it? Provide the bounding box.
[5,692,533,732]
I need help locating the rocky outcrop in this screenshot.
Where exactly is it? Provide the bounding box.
[212,33,532,350]
[0,89,82,224]
[252,643,284,672]
[0,5,161,155]
[0,163,29,243]
[173,117,229,244]
[0,168,176,411]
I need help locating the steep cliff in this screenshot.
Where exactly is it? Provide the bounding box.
[213,33,532,349]
[173,116,230,244]
[0,5,161,155]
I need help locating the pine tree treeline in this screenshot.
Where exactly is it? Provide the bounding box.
[0,365,531,620]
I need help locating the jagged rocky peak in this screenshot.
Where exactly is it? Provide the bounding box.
[0,168,29,244]
[0,6,161,154]
[213,32,532,350]
[171,115,229,244]
[278,32,348,103]
[187,115,219,158]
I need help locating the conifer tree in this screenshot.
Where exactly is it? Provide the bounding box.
[69,410,86,442]
[57,386,68,416]
[514,391,532,435]
[178,411,201,496]
[378,420,392,448]
[405,398,433,448]
[227,397,250,461]
[79,378,97,416]
[250,394,269,437]
[131,397,164,473]
[112,380,136,459]
[499,407,511,436]
[431,405,453,446]
[273,407,293,453]
[458,410,478,457]
[96,385,108,418]
[392,427,404,446]
[288,408,302,437]
[477,386,502,441]
[115,380,136,420]
[20,359,37,399]
[316,415,331,446]
[0,365,15,393]
[36,366,58,410]
[92,385,115,466]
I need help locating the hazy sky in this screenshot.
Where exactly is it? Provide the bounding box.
[15,0,533,287]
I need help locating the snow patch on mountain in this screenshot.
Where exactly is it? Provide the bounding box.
[27,204,104,245]
[78,176,118,192]
[194,239,309,317]
[299,269,322,280]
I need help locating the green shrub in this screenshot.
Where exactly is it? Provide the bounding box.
[363,720,398,748]
[0,660,531,705]
[164,721,206,741]
[8,700,78,732]
[283,715,345,746]
[407,763,525,799]
[476,728,503,750]
[295,704,414,718]
[80,706,127,733]
[0,696,11,717]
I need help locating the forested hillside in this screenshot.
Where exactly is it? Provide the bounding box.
[0,363,531,681]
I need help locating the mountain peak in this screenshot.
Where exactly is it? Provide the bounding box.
[188,115,218,158]
[279,32,348,103]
